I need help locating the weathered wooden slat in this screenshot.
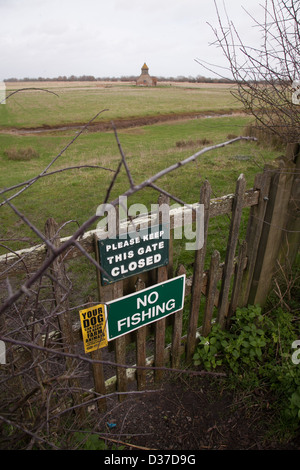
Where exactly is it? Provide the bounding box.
[186,180,211,363]
[227,241,248,327]
[109,206,127,401]
[277,145,300,277]
[135,278,147,390]
[154,193,169,383]
[171,264,186,368]
[217,174,246,328]
[202,250,220,337]
[154,265,168,382]
[239,170,271,307]
[90,343,107,412]
[249,155,297,306]
[114,314,127,401]
[90,243,107,412]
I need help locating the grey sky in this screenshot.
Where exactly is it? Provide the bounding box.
[0,0,265,80]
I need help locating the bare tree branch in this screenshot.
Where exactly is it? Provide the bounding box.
[111,121,135,188]
[0,108,109,207]
[0,87,59,105]
[0,165,115,198]
[197,0,300,144]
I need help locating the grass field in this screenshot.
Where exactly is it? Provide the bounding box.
[1,81,242,128]
[0,81,283,301]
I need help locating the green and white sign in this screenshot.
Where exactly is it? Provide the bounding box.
[106,274,185,341]
[98,224,169,285]
[105,274,185,340]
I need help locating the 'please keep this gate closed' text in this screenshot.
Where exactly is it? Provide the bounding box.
[98,224,169,284]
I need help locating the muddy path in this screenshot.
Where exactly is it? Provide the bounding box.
[0,110,247,135]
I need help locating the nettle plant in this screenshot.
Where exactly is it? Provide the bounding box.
[194,305,269,372]
[193,305,300,421]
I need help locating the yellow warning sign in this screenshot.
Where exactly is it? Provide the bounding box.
[79,304,108,353]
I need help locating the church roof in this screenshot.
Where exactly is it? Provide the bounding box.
[141,63,149,70]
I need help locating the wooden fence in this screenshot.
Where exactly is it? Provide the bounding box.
[0,143,299,412]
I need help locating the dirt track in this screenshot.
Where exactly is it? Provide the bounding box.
[0,110,246,135]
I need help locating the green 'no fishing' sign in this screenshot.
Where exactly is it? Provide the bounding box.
[105,274,185,341]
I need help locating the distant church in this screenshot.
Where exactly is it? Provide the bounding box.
[136,63,157,86]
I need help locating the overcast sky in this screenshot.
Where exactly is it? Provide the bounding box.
[0,0,265,80]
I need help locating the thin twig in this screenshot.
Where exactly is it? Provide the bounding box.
[100,436,157,451]
[112,121,135,188]
[0,165,115,197]
[0,108,109,207]
[0,87,59,105]
[5,199,55,251]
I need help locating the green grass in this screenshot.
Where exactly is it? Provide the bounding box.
[0,114,280,253]
[1,82,242,128]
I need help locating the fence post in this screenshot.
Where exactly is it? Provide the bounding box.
[217,174,246,328]
[248,147,298,306]
[154,193,169,382]
[186,180,211,363]
[135,278,147,390]
[87,248,107,413]
[113,282,126,401]
[227,240,247,326]
[171,264,186,369]
[202,250,220,337]
[277,144,300,274]
[239,169,271,307]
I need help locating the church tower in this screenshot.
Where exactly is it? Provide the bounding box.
[136,63,157,86]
